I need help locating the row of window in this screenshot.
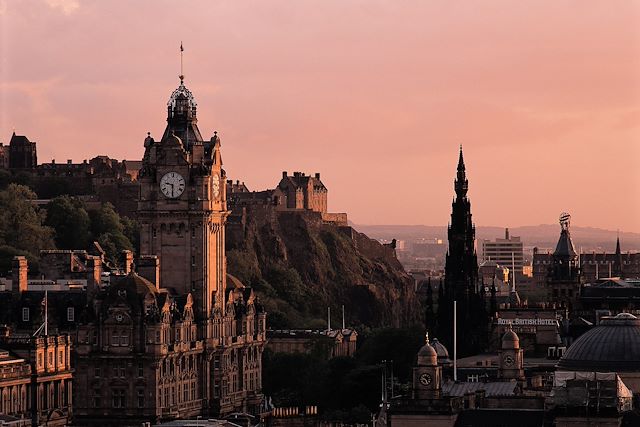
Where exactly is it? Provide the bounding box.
[21,307,74,322]
[94,361,144,378]
[151,226,198,238]
[37,349,67,370]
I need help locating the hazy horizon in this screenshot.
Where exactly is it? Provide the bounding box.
[1,1,639,232]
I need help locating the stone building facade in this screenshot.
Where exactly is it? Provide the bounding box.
[70,76,267,426]
[0,334,73,427]
[277,171,327,213]
[0,76,267,426]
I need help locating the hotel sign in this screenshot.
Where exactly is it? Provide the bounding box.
[497,318,558,326]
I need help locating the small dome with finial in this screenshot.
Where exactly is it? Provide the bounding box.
[501,324,520,350]
[430,338,452,366]
[417,332,438,366]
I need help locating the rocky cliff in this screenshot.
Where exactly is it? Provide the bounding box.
[226,208,421,329]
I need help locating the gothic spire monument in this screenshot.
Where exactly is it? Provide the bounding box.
[446,146,479,298]
[438,146,487,357]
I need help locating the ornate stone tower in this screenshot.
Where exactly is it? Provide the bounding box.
[445,146,479,300]
[413,333,442,400]
[138,76,228,322]
[439,146,487,357]
[498,325,524,381]
[547,213,581,307]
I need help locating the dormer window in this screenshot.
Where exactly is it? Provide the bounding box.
[22,308,29,321]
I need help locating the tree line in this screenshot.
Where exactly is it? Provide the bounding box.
[0,183,137,274]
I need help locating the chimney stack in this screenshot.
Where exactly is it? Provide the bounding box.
[11,256,28,293]
[282,171,287,179]
[137,256,160,289]
[85,256,102,298]
[121,250,134,274]
[505,228,510,240]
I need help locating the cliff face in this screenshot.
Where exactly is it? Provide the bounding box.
[226,208,421,328]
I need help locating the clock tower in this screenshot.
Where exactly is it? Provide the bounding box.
[498,324,525,381]
[138,76,227,323]
[413,333,442,399]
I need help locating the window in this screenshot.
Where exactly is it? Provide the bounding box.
[22,308,29,322]
[152,228,157,238]
[191,256,196,266]
[137,361,144,378]
[94,367,101,378]
[67,307,74,322]
[112,390,125,408]
[112,330,119,346]
[38,354,43,368]
[137,389,144,408]
[93,389,101,408]
[120,332,129,347]
[59,350,64,365]
[48,352,53,367]
[191,227,196,238]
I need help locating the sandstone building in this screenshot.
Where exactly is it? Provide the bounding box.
[71,76,267,426]
[0,75,267,426]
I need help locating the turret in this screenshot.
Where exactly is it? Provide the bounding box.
[499,324,525,381]
[413,333,442,399]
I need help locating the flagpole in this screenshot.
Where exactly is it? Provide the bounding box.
[44,290,48,336]
[180,42,184,82]
[453,300,457,382]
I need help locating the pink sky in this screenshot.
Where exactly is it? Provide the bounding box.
[1,1,639,232]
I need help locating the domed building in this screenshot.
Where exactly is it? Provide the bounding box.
[412,334,442,400]
[430,338,452,368]
[558,312,640,392]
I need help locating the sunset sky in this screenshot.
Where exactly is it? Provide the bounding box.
[1,1,639,232]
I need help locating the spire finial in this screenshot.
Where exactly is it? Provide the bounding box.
[425,331,430,344]
[179,42,184,83]
[616,230,621,255]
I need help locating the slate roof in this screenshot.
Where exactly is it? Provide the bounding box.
[454,409,544,427]
[554,229,577,258]
[9,133,33,146]
[442,380,518,397]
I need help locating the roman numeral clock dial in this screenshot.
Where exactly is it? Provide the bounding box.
[160,172,186,198]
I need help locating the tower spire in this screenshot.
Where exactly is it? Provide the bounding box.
[179,42,184,83]
[457,144,465,171]
[454,145,468,198]
[616,231,621,255]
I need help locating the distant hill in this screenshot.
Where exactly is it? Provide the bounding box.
[352,223,640,252]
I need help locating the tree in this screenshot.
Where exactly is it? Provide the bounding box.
[45,196,91,250]
[88,203,133,264]
[0,184,55,254]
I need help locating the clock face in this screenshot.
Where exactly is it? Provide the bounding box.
[212,174,220,198]
[160,172,186,198]
[503,355,515,367]
[419,373,432,386]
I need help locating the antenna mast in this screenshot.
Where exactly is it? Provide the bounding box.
[179,42,184,83]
